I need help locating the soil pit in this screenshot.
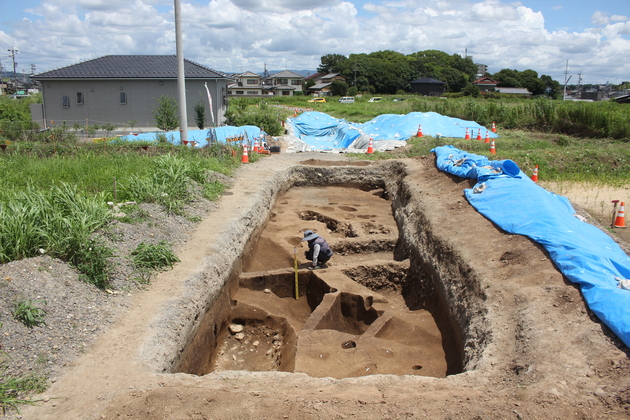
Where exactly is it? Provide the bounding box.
[174,184,463,379]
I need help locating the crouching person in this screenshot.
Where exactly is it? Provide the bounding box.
[301,230,333,270]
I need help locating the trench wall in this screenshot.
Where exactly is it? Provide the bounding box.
[140,160,490,375]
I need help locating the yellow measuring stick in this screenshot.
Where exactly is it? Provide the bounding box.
[294,247,299,300]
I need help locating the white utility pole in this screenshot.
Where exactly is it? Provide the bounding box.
[174,0,188,144]
[563,60,571,100]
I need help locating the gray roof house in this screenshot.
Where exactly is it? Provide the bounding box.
[268,70,304,96]
[33,55,232,129]
[410,77,445,96]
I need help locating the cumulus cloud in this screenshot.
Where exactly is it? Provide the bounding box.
[4,0,630,83]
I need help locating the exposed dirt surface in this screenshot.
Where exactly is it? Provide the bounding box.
[4,151,630,420]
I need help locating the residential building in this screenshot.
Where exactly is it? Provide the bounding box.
[307,73,347,96]
[472,77,498,92]
[495,87,533,97]
[268,70,304,96]
[410,77,445,96]
[228,71,269,96]
[33,55,231,129]
[228,70,304,96]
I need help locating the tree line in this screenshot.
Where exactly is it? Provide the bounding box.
[312,50,563,98]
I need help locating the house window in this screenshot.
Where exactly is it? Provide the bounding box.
[247,91,258,95]
[119,91,127,105]
[278,79,288,85]
[282,91,290,96]
[235,90,244,95]
[246,79,257,85]
[62,95,70,108]
[76,92,84,104]
[291,80,301,86]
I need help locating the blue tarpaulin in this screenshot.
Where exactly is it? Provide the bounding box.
[433,145,630,348]
[288,111,498,152]
[118,126,264,147]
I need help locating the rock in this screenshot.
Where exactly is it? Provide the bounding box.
[229,324,244,334]
[234,332,245,340]
[594,387,608,397]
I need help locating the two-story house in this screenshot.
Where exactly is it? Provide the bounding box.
[227,71,269,96]
[268,70,304,96]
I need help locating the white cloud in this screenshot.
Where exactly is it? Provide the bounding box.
[4,0,629,83]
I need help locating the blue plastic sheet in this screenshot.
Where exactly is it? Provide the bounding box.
[432,145,630,348]
[289,111,498,151]
[118,126,264,147]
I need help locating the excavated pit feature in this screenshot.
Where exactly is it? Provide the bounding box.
[174,177,473,378]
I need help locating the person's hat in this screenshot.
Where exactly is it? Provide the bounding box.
[301,230,319,241]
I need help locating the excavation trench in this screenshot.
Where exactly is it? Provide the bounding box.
[170,161,488,379]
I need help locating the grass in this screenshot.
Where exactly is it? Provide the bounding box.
[0,144,241,286]
[268,94,630,140]
[0,371,47,415]
[131,241,180,284]
[12,299,47,328]
[390,130,630,185]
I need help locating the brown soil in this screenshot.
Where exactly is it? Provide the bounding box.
[14,152,630,420]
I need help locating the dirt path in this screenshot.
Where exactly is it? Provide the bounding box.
[18,153,630,420]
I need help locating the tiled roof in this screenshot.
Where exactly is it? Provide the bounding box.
[304,73,323,80]
[308,82,332,90]
[496,87,532,95]
[473,77,498,84]
[410,77,444,85]
[236,71,261,78]
[269,70,303,78]
[34,55,230,79]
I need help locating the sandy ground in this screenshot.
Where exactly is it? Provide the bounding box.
[14,151,630,420]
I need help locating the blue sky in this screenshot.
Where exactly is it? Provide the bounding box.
[1,0,628,84]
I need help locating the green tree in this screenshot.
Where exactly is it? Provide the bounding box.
[330,80,349,96]
[541,75,562,99]
[194,100,206,130]
[153,96,179,132]
[461,84,480,97]
[493,69,523,87]
[318,54,347,74]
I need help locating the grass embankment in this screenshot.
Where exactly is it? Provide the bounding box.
[270,95,630,140]
[0,143,247,287]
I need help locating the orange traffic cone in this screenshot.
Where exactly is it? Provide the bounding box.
[241,145,249,163]
[613,202,627,228]
[476,129,482,141]
[253,140,259,153]
[465,127,470,140]
[294,109,298,117]
[491,122,497,133]
[489,139,496,155]
[417,125,423,137]
[367,138,374,154]
[531,165,539,182]
[484,131,490,143]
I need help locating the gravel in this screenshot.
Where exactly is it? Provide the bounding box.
[0,172,231,417]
